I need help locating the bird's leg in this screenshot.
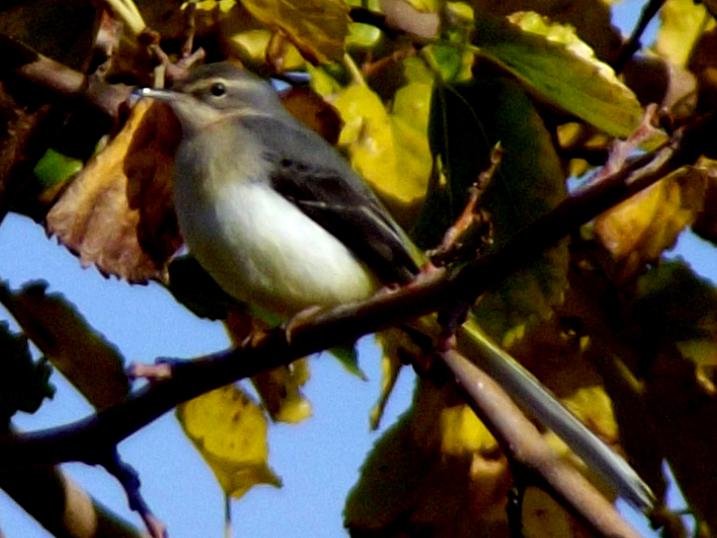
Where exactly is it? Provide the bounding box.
[126,358,177,382]
[283,305,325,343]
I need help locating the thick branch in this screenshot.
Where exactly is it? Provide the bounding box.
[0,35,131,120]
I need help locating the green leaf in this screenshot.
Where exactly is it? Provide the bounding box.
[33,148,83,190]
[472,11,643,137]
[329,344,367,380]
[425,75,568,342]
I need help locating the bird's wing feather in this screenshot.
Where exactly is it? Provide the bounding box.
[239,114,419,284]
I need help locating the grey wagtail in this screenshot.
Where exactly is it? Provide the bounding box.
[137,62,654,510]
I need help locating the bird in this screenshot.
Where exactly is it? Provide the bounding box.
[136,61,654,510]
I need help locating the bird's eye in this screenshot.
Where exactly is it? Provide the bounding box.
[209,82,226,97]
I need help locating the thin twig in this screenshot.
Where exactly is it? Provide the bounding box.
[613,0,666,72]
[103,450,167,538]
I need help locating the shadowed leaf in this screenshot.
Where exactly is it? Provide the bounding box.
[0,281,127,409]
[0,321,54,424]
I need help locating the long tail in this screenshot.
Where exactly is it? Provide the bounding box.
[457,314,655,511]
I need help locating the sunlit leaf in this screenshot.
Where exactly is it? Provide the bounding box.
[370,328,421,429]
[346,22,382,50]
[240,0,349,63]
[656,0,710,67]
[331,79,433,225]
[0,281,127,409]
[473,11,642,137]
[470,0,622,61]
[225,309,312,423]
[347,382,525,536]
[250,361,312,423]
[177,385,281,498]
[595,166,707,282]
[439,404,496,455]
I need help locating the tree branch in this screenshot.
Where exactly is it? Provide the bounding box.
[0,462,144,537]
[440,349,641,538]
[0,114,711,461]
[1,114,712,533]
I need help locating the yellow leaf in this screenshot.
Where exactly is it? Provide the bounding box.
[240,0,349,63]
[656,0,711,67]
[561,386,617,441]
[224,309,312,423]
[440,405,497,455]
[332,82,432,219]
[371,329,419,429]
[192,0,236,12]
[251,360,313,423]
[177,385,281,498]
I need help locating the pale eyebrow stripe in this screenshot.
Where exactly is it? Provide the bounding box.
[182,77,258,93]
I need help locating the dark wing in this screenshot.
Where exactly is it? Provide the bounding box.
[240,114,419,284]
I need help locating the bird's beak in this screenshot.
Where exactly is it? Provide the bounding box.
[133,87,177,101]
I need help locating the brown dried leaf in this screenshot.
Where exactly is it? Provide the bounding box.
[46,100,182,283]
[280,86,341,144]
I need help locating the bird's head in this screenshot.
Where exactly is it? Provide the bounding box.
[136,62,283,133]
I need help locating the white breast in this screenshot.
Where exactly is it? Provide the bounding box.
[174,159,378,318]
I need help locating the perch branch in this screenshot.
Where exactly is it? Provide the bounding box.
[0,114,713,534]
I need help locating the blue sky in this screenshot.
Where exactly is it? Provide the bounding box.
[0,2,697,536]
